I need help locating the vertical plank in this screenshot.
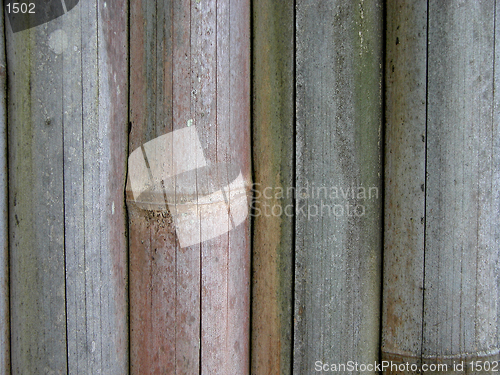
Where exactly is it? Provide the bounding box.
[423,0,500,363]
[294,0,383,372]
[382,0,427,368]
[128,0,251,373]
[192,1,229,373]
[493,0,500,360]
[83,0,129,372]
[128,0,153,371]
[7,1,128,373]
[226,1,251,371]
[172,1,201,373]
[0,3,9,373]
[251,0,294,373]
[129,0,179,372]
[64,1,129,372]
[192,0,251,370]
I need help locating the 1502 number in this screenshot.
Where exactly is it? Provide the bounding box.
[470,361,499,372]
[6,3,35,14]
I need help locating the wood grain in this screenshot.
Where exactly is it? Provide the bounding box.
[0,4,9,374]
[128,0,250,373]
[294,0,383,372]
[7,1,128,373]
[251,0,294,373]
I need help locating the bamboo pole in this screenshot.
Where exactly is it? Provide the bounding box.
[7,1,128,373]
[128,0,251,373]
[424,0,500,364]
[383,0,500,371]
[251,0,294,373]
[294,0,383,372]
[382,0,427,369]
[0,3,9,373]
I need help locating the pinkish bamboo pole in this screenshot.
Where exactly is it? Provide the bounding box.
[128,0,251,373]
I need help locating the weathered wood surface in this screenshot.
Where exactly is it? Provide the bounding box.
[0,4,9,374]
[251,0,294,374]
[383,0,500,370]
[128,0,251,373]
[7,1,128,373]
[294,0,383,373]
[382,0,427,368]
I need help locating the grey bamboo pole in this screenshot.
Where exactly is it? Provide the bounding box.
[383,0,500,371]
[294,0,383,372]
[382,0,427,369]
[0,3,9,373]
[7,1,128,373]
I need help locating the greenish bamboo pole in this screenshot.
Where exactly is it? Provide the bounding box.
[251,0,294,374]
